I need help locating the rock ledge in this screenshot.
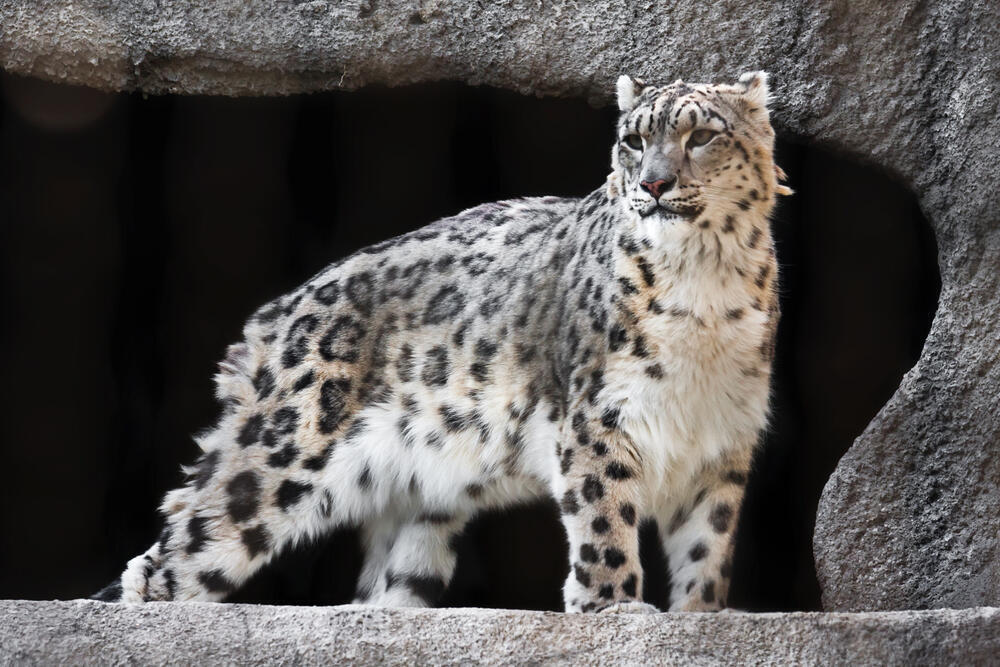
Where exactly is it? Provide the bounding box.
[2,600,998,665]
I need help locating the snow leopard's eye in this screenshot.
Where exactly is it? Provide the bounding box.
[623,134,643,151]
[686,129,718,149]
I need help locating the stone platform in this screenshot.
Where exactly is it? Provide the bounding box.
[1,600,997,665]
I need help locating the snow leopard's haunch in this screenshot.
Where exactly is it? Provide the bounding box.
[94,72,789,613]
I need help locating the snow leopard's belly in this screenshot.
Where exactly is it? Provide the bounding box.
[311,377,563,521]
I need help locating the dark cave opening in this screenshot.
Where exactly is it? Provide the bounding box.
[0,74,939,611]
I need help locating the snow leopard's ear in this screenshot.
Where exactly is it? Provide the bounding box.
[730,71,773,130]
[616,75,645,112]
[737,71,771,109]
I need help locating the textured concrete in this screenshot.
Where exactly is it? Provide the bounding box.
[0,600,997,666]
[1,0,998,611]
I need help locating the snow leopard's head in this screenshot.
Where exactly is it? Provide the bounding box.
[607,72,791,230]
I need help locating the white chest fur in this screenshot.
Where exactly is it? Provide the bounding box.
[605,223,775,496]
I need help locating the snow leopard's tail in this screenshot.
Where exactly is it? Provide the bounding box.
[91,337,287,603]
[91,577,123,602]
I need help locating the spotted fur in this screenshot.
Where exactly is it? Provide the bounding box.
[96,72,788,613]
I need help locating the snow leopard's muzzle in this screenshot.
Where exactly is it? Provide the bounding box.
[625,144,704,221]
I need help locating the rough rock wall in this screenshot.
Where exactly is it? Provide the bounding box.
[2,0,998,611]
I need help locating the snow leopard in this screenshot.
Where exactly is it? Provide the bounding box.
[93,71,791,613]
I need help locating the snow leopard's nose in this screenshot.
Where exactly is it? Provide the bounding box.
[640,177,675,199]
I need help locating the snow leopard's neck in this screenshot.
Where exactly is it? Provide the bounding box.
[613,202,773,283]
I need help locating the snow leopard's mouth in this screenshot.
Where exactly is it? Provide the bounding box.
[639,203,698,222]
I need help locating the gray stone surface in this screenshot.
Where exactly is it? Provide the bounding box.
[1,0,998,611]
[0,600,997,666]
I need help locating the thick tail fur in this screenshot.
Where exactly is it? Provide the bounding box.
[100,337,273,603]
[90,578,123,602]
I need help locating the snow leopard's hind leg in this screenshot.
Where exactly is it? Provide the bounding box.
[354,512,469,607]
[659,445,754,611]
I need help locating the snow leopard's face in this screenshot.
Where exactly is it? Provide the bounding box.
[608,72,786,227]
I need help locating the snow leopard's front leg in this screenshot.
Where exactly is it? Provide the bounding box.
[556,405,653,613]
[659,444,754,611]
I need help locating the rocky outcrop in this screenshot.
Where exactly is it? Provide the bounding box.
[2,0,998,610]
